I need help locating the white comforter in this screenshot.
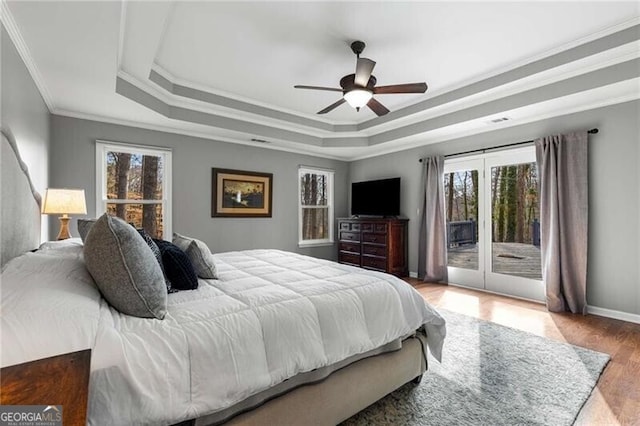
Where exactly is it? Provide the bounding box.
[1,243,445,425]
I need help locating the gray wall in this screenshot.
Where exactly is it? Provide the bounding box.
[349,100,640,316]
[49,115,349,260]
[1,25,51,240]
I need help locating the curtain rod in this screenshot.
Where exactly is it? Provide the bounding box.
[419,128,599,162]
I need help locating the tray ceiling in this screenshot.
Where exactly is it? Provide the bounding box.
[3,1,640,160]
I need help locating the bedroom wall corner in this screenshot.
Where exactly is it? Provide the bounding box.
[1,24,51,242]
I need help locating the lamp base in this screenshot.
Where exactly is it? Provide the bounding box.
[57,215,72,240]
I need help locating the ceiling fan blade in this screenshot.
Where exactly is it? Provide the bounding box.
[317,98,346,114]
[354,57,376,87]
[374,83,428,94]
[294,85,343,92]
[367,98,390,117]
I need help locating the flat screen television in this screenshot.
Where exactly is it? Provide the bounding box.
[351,177,401,217]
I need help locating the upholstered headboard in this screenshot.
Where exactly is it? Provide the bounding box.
[1,127,42,269]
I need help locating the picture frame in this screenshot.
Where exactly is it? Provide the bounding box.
[211,168,273,217]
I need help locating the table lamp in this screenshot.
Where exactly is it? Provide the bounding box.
[42,188,87,240]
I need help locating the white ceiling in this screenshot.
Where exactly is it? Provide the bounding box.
[3,1,640,160]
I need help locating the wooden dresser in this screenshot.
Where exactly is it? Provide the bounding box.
[337,217,409,277]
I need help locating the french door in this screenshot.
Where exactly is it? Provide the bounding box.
[444,147,544,301]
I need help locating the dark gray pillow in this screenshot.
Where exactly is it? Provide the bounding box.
[84,214,167,319]
[77,218,97,243]
[137,228,173,293]
[173,232,218,279]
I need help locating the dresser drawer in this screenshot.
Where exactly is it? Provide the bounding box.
[361,223,374,232]
[374,224,387,233]
[340,242,360,254]
[362,233,386,244]
[340,231,360,242]
[362,244,387,257]
[362,256,386,271]
[339,253,361,266]
[339,222,360,231]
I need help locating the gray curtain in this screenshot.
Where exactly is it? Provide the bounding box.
[418,156,448,282]
[535,131,588,313]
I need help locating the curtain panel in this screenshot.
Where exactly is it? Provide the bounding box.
[418,156,448,282]
[535,131,589,314]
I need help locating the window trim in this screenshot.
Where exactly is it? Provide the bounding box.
[95,140,173,240]
[298,166,334,247]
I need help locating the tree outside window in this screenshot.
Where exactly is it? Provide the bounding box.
[298,167,334,246]
[97,142,172,239]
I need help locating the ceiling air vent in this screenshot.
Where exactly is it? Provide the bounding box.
[489,117,510,123]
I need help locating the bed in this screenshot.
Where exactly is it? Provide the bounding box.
[0,128,446,425]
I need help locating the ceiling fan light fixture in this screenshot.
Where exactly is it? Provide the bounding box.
[343,89,373,109]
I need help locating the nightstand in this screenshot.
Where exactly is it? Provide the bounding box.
[1,349,91,426]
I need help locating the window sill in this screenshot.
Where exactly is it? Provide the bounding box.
[298,241,335,248]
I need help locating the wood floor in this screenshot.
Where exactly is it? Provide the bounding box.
[406,279,640,426]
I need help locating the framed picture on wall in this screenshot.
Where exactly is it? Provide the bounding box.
[211,168,273,217]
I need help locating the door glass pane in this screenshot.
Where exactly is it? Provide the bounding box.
[490,163,542,280]
[107,203,164,239]
[106,151,164,200]
[445,170,479,270]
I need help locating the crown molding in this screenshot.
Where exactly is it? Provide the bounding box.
[51,107,346,161]
[0,0,54,111]
[347,83,640,162]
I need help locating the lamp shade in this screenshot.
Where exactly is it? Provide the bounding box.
[42,188,87,215]
[343,89,373,109]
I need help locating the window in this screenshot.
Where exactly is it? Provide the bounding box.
[298,167,334,246]
[96,141,172,239]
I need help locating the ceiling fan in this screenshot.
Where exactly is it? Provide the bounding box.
[294,40,428,117]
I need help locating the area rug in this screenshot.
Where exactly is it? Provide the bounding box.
[342,310,610,426]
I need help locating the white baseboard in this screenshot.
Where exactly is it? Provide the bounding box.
[587,305,640,324]
[407,272,640,325]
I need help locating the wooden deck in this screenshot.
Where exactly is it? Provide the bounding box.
[448,242,542,280]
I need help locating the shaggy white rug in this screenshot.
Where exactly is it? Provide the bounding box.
[343,310,610,426]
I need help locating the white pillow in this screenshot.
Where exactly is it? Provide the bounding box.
[172,232,218,279]
[39,238,84,251]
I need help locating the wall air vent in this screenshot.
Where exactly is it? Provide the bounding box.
[250,138,270,144]
[489,117,510,123]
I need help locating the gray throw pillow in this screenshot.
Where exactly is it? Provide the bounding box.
[84,214,167,319]
[77,218,97,243]
[173,232,218,279]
